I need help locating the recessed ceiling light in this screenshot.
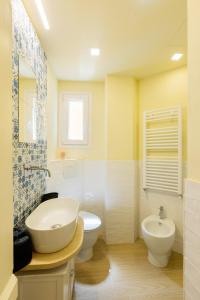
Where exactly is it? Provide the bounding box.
[171,53,183,61]
[35,0,50,30]
[90,48,101,56]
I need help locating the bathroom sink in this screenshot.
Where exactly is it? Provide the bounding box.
[25,197,80,253]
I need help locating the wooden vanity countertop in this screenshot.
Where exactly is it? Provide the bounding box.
[21,217,84,271]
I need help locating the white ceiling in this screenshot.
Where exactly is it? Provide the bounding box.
[23,0,187,81]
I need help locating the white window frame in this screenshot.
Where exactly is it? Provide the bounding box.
[59,92,90,146]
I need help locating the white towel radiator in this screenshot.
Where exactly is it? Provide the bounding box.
[143,107,182,196]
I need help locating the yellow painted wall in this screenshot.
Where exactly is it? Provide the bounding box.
[47,64,58,160]
[0,0,17,298]
[58,80,105,160]
[188,0,200,181]
[19,77,36,91]
[54,69,186,165]
[139,67,188,161]
[105,75,138,160]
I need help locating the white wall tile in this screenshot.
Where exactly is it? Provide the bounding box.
[47,159,138,244]
[47,160,83,201]
[185,276,200,300]
[105,207,135,244]
[185,259,200,297]
[105,160,138,244]
[185,229,200,270]
[81,160,106,237]
[184,179,200,300]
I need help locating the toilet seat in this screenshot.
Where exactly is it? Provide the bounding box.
[79,211,101,232]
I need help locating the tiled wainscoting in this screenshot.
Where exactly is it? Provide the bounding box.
[184,179,200,300]
[47,160,138,244]
[105,160,138,244]
[48,159,184,252]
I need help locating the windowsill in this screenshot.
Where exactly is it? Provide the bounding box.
[59,144,90,148]
[49,158,79,162]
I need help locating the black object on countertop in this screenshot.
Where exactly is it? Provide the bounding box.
[41,192,59,203]
[13,228,32,273]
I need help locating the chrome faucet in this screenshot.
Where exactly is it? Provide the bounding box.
[159,206,165,219]
[24,165,51,177]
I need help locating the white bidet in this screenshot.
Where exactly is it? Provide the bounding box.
[141,215,175,267]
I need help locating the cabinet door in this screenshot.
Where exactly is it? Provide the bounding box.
[18,278,59,300]
[17,260,75,300]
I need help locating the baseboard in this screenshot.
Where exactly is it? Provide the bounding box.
[0,274,18,300]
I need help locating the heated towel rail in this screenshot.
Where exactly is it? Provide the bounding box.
[143,107,182,196]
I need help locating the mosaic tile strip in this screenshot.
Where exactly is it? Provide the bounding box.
[12,0,47,226]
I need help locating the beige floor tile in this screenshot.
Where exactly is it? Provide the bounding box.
[73,239,183,300]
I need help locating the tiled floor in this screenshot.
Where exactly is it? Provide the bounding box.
[73,239,183,300]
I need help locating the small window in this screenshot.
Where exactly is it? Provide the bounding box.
[59,92,90,145]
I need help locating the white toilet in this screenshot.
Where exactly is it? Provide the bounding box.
[78,211,102,261]
[141,215,175,267]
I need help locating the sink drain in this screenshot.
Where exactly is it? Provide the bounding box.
[51,224,62,229]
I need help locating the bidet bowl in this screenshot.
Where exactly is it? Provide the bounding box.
[141,215,175,267]
[25,197,80,253]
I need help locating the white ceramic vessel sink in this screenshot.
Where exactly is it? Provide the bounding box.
[25,197,80,253]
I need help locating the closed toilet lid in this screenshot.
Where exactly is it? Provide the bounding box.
[79,211,101,231]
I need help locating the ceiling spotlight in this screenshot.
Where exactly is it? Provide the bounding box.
[35,0,50,30]
[171,53,183,61]
[90,48,101,56]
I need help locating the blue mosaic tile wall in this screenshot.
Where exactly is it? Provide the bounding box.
[12,0,47,226]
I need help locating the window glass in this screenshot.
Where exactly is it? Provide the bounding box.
[68,100,84,141]
[59,92,90,145]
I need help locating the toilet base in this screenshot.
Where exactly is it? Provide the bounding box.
[148,251,170,267]
[77,247,93,262]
